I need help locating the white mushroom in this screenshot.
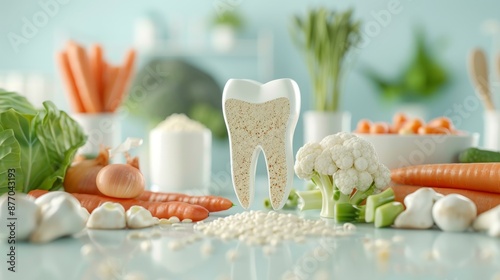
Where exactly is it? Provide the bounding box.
[432,194,477,232]
[30,193,86,243]
[473,205,500,237]
[87,202,126,229]
[126,206,157,229]
[394,188,443,229]
[0,193,38,241]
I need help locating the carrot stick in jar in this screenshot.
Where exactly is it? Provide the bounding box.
[55,51,85,113]
[67,41,101,113]
[105,49,136,112]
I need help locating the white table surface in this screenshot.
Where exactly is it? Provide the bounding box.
[2,180,500,280]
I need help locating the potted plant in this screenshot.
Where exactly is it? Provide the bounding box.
[209,10,245,52]
[291,8,361,143]
[364,28,448,119]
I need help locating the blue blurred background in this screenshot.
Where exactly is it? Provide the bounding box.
[1,0,500,186]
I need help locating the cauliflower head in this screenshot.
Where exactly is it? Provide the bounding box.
[294,133,391,193]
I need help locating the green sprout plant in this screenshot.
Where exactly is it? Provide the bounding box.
[210,10,244,31]
[290,8,362,112]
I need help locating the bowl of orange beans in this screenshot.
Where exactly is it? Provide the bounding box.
[354,113,479,169]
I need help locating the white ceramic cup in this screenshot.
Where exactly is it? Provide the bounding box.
[149,128,211,192]
[484,111,500,151]
[71,113,121,156]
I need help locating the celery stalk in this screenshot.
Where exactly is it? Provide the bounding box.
[334,203,366,223]
[296,189,322,211]
[374,202,404,228]
[365,188,395,223]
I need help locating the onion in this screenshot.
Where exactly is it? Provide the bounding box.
[96,156,145,199]
[63,147,109,195]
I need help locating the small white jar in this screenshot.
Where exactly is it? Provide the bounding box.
[149,114,211,192]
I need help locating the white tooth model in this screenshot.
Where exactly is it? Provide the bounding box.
[222,79,301,209]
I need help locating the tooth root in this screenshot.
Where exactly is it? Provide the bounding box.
[261,139,287,209]
[228,138,258,209]
[224,96,292,209]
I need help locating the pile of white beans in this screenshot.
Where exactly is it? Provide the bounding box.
[194,210,356,246]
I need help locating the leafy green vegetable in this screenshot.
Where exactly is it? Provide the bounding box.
[0,90,37,115]
[0,91,86,194]
[364,28,448,101]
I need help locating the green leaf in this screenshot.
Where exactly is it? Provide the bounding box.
[33,101,86,191]
[0,101,86,194]
[0,89,37,115]
[0,109,39,193]
[0,128,22,194]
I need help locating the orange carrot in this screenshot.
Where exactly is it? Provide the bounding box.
[90,44,104,107]
[391,185,500,214]
[355,119,371,133]
[392,112,408,132]
[399,118,424,134]
[137,191,233,212]
[427,117,453,130]
[105,49,136,112]
[56,51,85,113]
[370,122,390,134]
[391,163,500,194]
[103,65,120,107]
[28,190,209,221]
[67,41,101,112]
[417,125,450,135]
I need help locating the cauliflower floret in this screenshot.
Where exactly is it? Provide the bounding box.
[373,163,391,189]
[320,132,356,148]
[315,149,338,175]
[336,153,354,170]
[356,171,374,191]
[334,169,357,195]
[344,137,377,159]
[294,142,323,179]
[354,157,369,171]
[329,145,354,170]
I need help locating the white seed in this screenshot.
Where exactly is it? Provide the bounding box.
[140,241,152,251]
[226,249,239,262]
[127,232,148,240]
[294,236,306,243]
[168,216,180,223]
[192,210,352,246]
[168,240,183,251]
[263,246,276,256]
[80,244,95,257]
[343,223,356,231]
[182,218,193,223]
[201,242,214,256]
[159,218,172,225]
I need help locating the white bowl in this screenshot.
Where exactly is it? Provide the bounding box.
[356,133,480,169]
